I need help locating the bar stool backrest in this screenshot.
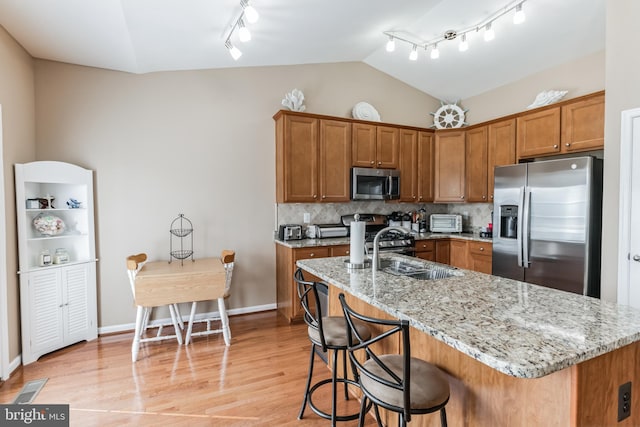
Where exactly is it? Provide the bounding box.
[294,268,328,352]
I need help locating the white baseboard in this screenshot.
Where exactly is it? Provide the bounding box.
[2,355,22,380]
[98,303,276,335]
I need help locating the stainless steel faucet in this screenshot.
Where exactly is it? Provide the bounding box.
[372,226,410,271]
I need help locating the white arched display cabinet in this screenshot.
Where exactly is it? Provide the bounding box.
[15,161,97,365]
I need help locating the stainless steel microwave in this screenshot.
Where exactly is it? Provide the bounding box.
[351,167,400,200]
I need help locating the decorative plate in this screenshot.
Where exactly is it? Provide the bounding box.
[352,102,381,122]
[431,101,468,129]
[33,213,65,236]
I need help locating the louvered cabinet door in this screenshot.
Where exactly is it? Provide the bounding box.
[62,264,91,343]
[28,269,64,359]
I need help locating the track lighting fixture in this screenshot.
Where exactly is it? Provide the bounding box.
[241,0,259,24]
[409,44,418,61]
[224,0,260,60]
[383,0,526,61]
[484,23,495,42]
[513,4,526,24]
[386,36,396,52]
[225,41,242,60]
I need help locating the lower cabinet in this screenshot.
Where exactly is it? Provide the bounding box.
[20,262,97,365]
[450,240,469,269]
[468,241,493,274]
[276,244,332,322]
[414,240,435,261]
[435,240,450,265]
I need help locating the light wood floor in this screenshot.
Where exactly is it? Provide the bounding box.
[0,310,375,426]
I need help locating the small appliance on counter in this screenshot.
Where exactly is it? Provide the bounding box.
[278,224,303,241]
[430,214,463,233]
[314,224,348,239]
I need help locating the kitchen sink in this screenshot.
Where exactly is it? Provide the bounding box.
[379,258,462,280]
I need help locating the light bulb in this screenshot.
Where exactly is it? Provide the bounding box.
[513,4,526,24]
[430,44,439,59]
[409,45,418,61]
[386,36,395,52]
[484,23,495,42]
[226,41,242,60]
[242,0,259,24]
[459,34,468,52]
[237,20,251,42]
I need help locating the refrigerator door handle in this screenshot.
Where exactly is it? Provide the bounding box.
[517,186,525,267]
[522,187,532,268]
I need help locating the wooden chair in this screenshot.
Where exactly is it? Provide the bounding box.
[339,293,450,427]
[127,253,184,362]
[184,250,235,346]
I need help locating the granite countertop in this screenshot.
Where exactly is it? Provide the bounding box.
[296,254,640,379]
[275,232,492,249]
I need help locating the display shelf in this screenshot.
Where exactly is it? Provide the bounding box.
[15,161,98,365]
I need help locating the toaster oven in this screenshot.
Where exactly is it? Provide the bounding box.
[430,214,462,233]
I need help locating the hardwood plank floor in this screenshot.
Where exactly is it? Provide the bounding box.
[0,311,374,426]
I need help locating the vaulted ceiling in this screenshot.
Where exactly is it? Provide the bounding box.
[0,0,605,100]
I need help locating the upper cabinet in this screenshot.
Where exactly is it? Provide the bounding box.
[417,131,435,202]
[487,118,516,202]
[465,126,489,202]
[517,92,604,160]
[399,129,435,203]
[352,123,399,169]
[434,130,466,202]
[275,111,351,203]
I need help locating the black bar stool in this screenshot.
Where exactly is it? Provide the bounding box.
[339,293,450,427]
[295,268,372,426]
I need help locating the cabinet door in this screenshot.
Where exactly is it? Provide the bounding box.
[415,240,435,261]
[466,126,488,202]
[561,94,604,152]
[28,270,64,357]
[293,247,331,319]
[450,240,469,269]
[417,132,435,202]
[468,241,493,274]
[282,115,319,202]
[352,123,377,167]
[319,120,351,202]
[488,119,516,202]
[516,107,561,159]
[434,131,466,202]
[399,129,418,202]
[376,126,400,169]
[62,264,91,343]
[435,240,450,265]
[330,245,351,257]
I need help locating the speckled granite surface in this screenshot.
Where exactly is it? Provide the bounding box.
[296,254,640,379]
[275,232,492,249]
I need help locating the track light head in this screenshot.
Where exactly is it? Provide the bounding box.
[430,44,440,59]
[484,22,495,41]
[225,40,242,60]
[513,3,526,24]
[458,34,468,52]
[409,45,418,61]
[386,36,396,52]
[241,0,259,24]
[238,19,251,42]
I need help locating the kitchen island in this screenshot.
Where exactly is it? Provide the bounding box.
[297,254,640,427]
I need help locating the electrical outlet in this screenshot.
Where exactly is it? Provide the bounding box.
[303,213,311,224]
[618,381,632,422]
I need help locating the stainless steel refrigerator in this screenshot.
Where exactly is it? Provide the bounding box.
[492,156,603,297]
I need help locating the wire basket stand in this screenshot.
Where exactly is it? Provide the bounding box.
[169,213,194,265]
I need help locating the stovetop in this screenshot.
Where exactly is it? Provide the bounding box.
[341,213,414,247]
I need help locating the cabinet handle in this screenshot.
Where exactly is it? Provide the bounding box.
[553,144,558,149]
[377,161,382,165]
[565,143,571,147]
[313,194,317,199]
[480,247,484,251]
[345,250,350,254]
[460,196,464,199]
[482,195,486,200]
[633,255,640,262]
[322,195,326,199]
[370,160,375,165]
[310,253,315,257]
[490,195,493,200]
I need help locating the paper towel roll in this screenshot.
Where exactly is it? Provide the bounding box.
[350,221,365,265]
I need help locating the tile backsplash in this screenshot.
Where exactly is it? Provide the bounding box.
[275,202,493,232]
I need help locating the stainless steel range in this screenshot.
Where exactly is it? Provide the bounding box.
[340,214,415,256]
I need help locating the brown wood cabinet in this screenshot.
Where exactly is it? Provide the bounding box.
[435,240,450,265]
[465,126,489,202]
[449,239,469,269]
[275,112,351,203]
[561,93,605,152]
[487,118,516,202]
[468,241,493,274]
[352,123,399,169]
[275,244,331,322]
[399,130,435,203]
[434,130,466,202]
[517,92,604,160]
[414,240,435,261]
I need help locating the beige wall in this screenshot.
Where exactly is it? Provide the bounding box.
[601,0,640,302]
[0,25,36,361]
[463,50,605,124]
[34,60,440,328]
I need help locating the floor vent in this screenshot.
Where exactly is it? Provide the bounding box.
[12,378,48,404]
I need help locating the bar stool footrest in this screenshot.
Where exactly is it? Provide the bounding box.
[306,377,362,422]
